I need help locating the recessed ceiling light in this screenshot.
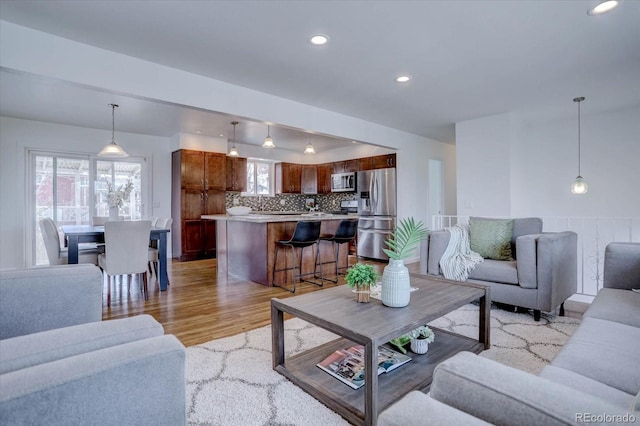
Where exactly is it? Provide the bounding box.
[587,0,621,15]
[395,75,411,83]
[309,34,329,45]
[195,130,202,134]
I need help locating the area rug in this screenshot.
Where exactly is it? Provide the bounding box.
[185,304,580,425]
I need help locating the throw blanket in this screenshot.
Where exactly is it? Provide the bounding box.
[439,223,483,281]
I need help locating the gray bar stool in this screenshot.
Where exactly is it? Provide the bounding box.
[314,219,358,283]
[272,221,323,293]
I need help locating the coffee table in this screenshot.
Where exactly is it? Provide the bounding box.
[271,273,490,426]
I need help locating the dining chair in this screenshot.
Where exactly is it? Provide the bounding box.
[148,218,173,284]
[39,218,99,266]
[98,220,152,306]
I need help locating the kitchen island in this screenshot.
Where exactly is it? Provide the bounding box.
[201,213,357,287]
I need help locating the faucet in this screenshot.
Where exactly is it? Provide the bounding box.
[259,195,264,212]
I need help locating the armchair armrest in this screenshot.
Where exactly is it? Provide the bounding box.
[604,242,640,290]
[430,352,631,425]
[535,231,578,311]
[0,335,186,426]
[0,265,103,339]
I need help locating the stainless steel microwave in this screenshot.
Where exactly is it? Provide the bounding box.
[331,172,356,192]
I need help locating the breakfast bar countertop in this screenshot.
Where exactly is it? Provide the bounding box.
[201,212,358,223]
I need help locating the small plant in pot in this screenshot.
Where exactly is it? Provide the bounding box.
[409,325,435,354]
[380,217,429,308]
[345,263,379,303]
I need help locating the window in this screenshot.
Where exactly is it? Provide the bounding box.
[30,151,146,266]
[244,159,273,196]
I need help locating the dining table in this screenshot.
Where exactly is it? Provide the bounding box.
[61,225,171,291]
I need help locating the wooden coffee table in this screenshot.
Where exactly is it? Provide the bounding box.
[271,273,490,426]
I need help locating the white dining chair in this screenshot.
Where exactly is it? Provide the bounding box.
[98,220,152,306]
[39,218,99,266]
[148,217,173,284]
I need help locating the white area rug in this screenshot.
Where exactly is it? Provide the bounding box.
[186,304,580,425]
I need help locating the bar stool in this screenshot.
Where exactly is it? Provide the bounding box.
[314,219,358,284]
[272,221,322,293]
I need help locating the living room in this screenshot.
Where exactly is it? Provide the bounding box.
[1,1,639,425]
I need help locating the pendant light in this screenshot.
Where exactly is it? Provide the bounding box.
[304,142,316,155]
[97,104,129,158]
[229,121,239,157]
[571,97,588,195]
[263,125,275,148]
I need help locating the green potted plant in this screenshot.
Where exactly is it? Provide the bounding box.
[409,325,435,354]
[345,263,379,303]
[380,217,429,307]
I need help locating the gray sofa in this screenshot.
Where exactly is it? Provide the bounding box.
[420,217,577,320]
[380,242,640,425]
[0,264,186,426]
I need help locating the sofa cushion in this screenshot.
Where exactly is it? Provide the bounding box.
[583,288,640,327]
[603,242,640,289]
[468,259,518,285]
[469,218,514,261]
[550,317,640,395]
[0,315,164,375]
[539,365,635,409]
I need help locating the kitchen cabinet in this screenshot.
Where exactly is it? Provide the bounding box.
[171,149,226,261]
[301,164,317,194]
[226,156,247,192]
[316,163,332,194]
[332,160,358,174]
[275,162,302,193]
[370,153,396,169]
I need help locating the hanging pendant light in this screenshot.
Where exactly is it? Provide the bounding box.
[263,125,275,148]
[229,121,239,157]
[304,142,316,154]
[97,104,129,158]
[571,97,588,195]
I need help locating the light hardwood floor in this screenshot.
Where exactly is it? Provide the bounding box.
[103,258,419,347]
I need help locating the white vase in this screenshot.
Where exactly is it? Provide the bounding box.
[108,206,119,221]
[381,258,410,307]
[410,338,429,354]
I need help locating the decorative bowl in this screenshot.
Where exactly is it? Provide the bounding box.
[227,206,252,216]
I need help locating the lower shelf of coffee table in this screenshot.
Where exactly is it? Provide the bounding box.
[274,328,484,425]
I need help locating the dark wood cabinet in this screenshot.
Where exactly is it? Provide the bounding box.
[225,156,247,192]
[275,162,302,193]
[332,160,358,173]
[301,164,317,194]
[316,163,333,194]
[172,150,226,261]
[370,153,396,169]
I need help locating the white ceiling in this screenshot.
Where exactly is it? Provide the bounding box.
[1,0,639,147]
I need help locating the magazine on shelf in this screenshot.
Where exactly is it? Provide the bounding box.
[316,345,412,389]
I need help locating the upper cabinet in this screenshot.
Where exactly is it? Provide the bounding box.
[316,163,333,194]
[369,154,396,169]
[301,165,318,195]
[275,162,302,194]
[226,156,247,192]
[179,150,226,190]
[332,160,358,174]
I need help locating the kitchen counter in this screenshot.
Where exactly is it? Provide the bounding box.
[202,213,357,286]
[201,212,357,223]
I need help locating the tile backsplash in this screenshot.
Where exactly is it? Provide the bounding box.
[226,192,357,212]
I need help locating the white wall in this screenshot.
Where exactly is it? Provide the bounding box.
[456,105,640,219]
[0,117,172,270]
[0,22,458,267]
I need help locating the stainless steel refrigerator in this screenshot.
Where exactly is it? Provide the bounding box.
[357,168,397,260]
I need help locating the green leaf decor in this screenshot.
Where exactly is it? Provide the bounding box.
[382,217,430,260]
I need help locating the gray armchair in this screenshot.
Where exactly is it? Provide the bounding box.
[0,264,186,426]
[420,217,577,320]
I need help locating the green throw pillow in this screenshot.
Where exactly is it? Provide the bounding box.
[469,218,514,261]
